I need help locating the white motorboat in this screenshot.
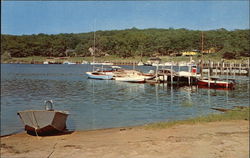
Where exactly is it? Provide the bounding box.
[81,60,89,64]
[85,66,122,80]
[113,69,155,83]
[86,71,114,80]
[115,76,146,83]
[63,61,76,64]
[90,62,113,65]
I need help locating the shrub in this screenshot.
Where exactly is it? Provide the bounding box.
[223,52,236,59]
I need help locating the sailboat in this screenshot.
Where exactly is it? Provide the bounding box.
[113,69,155,83]
[86,28,114,80]
[197,32,235,89]
[86,71,114,80]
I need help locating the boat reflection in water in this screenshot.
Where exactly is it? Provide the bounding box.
[1,64,249,136]
[86,66,155,83]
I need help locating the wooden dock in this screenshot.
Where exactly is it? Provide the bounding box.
[7,57,250,77]
[199,60,250,76]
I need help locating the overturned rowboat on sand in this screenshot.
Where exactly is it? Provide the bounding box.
[17,100,69,136]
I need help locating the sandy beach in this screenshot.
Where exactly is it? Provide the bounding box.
[1,120,249,158]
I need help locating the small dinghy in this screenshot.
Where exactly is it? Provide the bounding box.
[17,100,69,135]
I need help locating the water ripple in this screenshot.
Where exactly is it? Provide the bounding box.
[1,64,249,135]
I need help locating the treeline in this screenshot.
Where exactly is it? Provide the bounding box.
[1,28,249,59]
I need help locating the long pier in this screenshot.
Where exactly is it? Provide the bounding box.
[199,60,250,76]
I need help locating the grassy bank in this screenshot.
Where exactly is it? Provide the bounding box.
[145,107,249,129]
[1,55,249,64]
[1,55,149,64]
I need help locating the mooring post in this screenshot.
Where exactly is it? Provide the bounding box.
[188,60,191,86]
[234,64,236,79]
[220,60,224,75]
[239,62,242,75]
[208,65,210,88]
[212,60,214,76]
[230,62,232,75]
[248,58,250,76]
[215,64,218,76]
[156,63,159,81]
[188,76,191,86]
[208,60,212,77]
[216,61,220,76]
[178,63,180,83]
[221,60,225,75]
[226,68,229,88]
[171,62,173,84]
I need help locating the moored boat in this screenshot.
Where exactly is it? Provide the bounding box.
[86,71,114,80]
[63,61,76,64]
[114,76,146,83]
[197,78,235,89]
[113,69,155,83]
[154,68,199,85]
[85,66,121,80]
[17,100,69,135]
[90,62,113,65]
[137,61,144,66]
[81,60,89,64]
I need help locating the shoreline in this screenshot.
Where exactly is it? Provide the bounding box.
[1,120,249,158]
[1,106,248,138]
[2,55,249,65]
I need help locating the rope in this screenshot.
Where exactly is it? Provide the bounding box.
[32,111,41,139]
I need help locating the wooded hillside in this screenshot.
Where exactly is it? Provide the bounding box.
[1,28,249,59]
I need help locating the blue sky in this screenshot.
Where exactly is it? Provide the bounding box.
[2,1,249,35]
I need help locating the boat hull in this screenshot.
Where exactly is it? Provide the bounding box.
[86,72,113,80]
[90,62,113,65]
[115,77,146,83]
[17,110,69,135]
[197,80,235,89]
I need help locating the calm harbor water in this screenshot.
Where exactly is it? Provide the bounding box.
[1,64,249,135]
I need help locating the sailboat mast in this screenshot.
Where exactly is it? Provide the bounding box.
[200,31,204,78]
[93,30,96,64]
[91,24,96,71]
[94,30,96,53]
[201,32,204,54]
[92,19,96,65]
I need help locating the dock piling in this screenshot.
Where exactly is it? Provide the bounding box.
[171,62,173,84]
[239,63,242,75]
[226,68,229,88]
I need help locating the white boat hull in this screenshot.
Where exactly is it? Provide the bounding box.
[115,76,145,83]
[90,62,113,65]
[86,72,113,80]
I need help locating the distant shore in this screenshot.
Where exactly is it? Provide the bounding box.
[1,108,249,158]
[1,55,249,65]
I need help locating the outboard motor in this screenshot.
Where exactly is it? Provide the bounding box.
[148,70,155,74]
[44,100,54,111]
